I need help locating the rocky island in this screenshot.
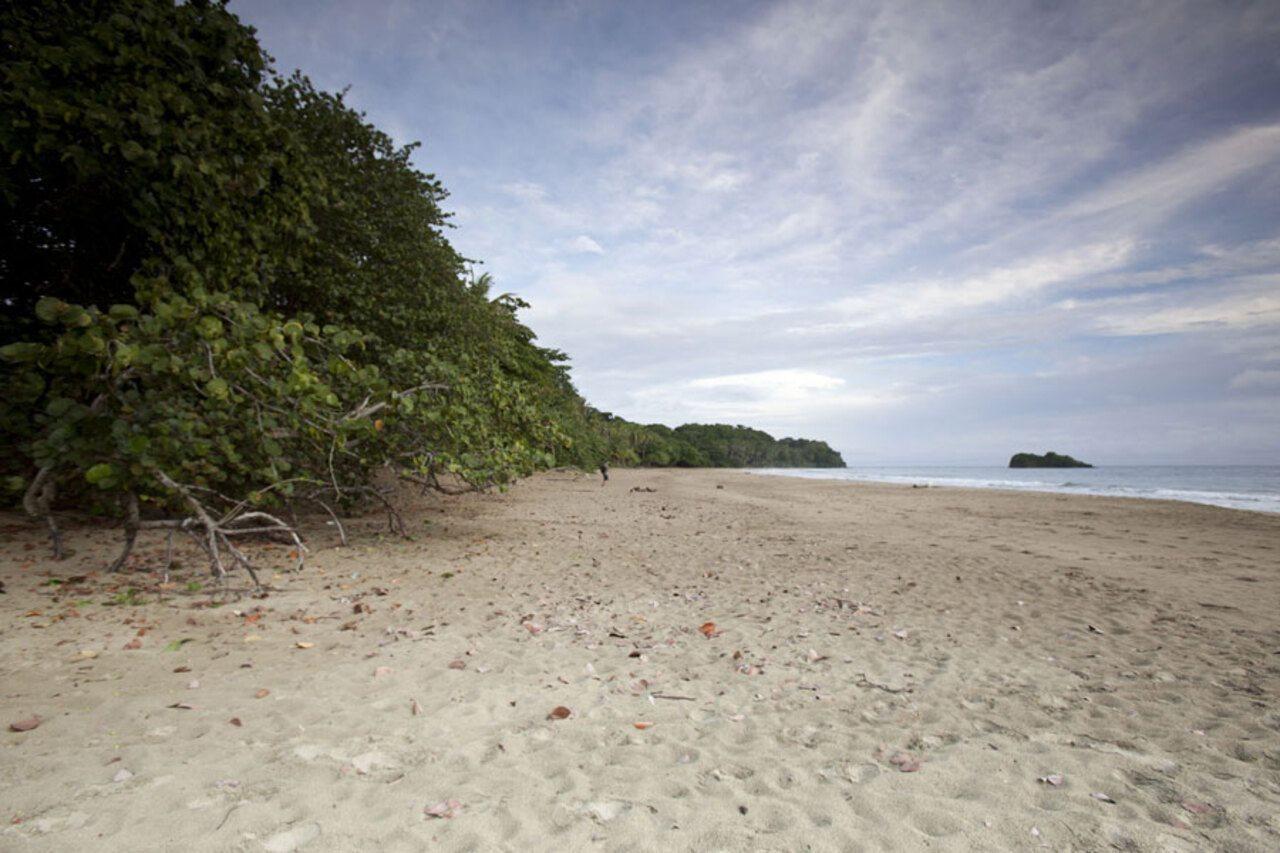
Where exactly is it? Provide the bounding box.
[1009,451,1093,468]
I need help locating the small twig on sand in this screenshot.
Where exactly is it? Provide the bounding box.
[214,802,242,832]
[855,674,912,694]
[312,498,347,546]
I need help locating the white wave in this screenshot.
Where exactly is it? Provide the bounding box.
[748,469,1280,514]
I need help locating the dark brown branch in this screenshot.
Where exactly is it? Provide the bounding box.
[399,471,472,496]
[107,492,140,572]
[22,465,63,559]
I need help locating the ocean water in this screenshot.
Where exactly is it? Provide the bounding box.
[750,466,1280,514]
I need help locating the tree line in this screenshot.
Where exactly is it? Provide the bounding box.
[589,418,844,468]
[0,1,841,577]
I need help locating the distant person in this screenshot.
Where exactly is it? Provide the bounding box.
[599,462,609,483]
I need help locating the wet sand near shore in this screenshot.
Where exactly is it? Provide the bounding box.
[2,469,1278,851]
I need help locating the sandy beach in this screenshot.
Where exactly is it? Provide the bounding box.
[1,469,1278,852]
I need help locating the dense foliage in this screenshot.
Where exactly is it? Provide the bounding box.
[593,418,844,468]
[2,0,582,511]
[0,1,842,574]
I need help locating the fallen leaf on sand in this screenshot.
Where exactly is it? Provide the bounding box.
[1090,792,1116,803]
[447,659,466,670]
[699,621,718,638]
[123,638,142,650]
[9,716,41,732]
[255,688,270,699]
[633,721,654,730]
[74,649,99,660]
[424,799,462,819]
[1037,774,1064,787]
[174,666,191,673]
[295,641,315,649]
[411,698,422,716]
[229,717,243,727]
[806,649,827,662]
[522,621,544,635]
[1087,624,1105,634]
[547,706,571,720]
[167,703,195,710]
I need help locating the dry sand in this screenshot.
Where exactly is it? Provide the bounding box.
[1,469,1278,851]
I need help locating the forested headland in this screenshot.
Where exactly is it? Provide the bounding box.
[596,420,844,468]
[0,1,841,577]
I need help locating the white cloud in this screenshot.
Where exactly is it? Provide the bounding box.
[816,240,1134,331]
[688,369,844,392]
[500,181,548,202]
[630,368,904,425]
[567,234,604,254]
[1095,285,1280,336]
[1230,369,1280,391]
[1057,124,1280,228]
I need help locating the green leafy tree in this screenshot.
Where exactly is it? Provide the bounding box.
[1,0,591,579]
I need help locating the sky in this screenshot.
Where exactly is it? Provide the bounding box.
[231,0,1280,465]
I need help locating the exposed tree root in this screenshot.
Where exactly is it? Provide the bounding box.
[117,471,309,589]
[22,394,115,560]
[22,466,63,560]
[311,497,347,546]
[399,471,472,496]
[302,484,405,542]
[97,473,412,586]
[107,492,141,573]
